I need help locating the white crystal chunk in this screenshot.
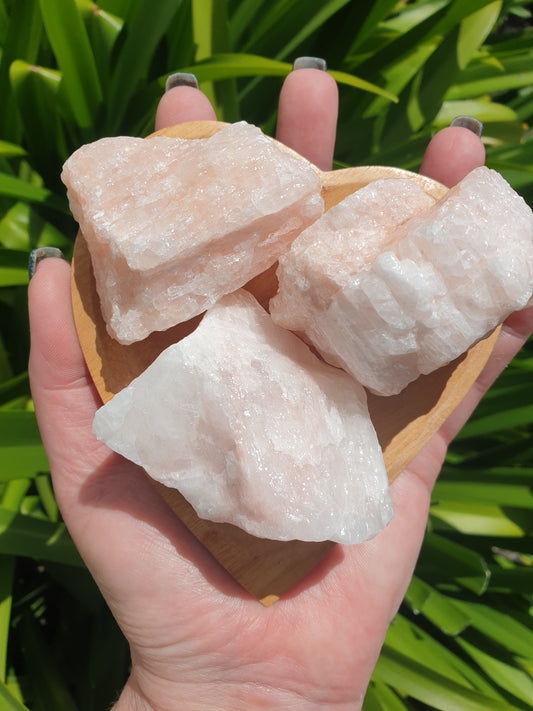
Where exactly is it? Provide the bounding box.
[62,122,323,344]
[92,290,392,544]
[271,167,533,395]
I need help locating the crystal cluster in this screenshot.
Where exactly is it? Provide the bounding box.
[93,290,392,544]
[62,122,323,344]
[271,167,533,395]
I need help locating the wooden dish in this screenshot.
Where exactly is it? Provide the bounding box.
[71,120,499,606]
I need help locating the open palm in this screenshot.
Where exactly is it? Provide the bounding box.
[28,70,533,710]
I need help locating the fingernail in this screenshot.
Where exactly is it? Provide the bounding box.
[292,57,327,72]
[450,116,483,137]
[28,247,64,281]
[165,72,199,92]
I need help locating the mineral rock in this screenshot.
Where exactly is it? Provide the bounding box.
[92,290,392,544]
[271,167,533,395]
[270,178,435,350]
[62,122,323,344]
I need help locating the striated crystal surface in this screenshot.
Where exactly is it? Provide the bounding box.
[62,122,323,344]
[270,178,435,362]
[272,167,533,395]
[92,290,392,544]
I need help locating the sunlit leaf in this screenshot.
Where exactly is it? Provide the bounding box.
[39,0,103,127]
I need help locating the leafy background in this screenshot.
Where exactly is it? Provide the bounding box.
[1,0,532,709]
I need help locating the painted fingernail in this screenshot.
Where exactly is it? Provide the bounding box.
[28,247,64,281]
[165,72,199,92]
[292,57,327,72]
[450,116,483,137]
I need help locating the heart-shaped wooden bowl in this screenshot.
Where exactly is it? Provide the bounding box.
[71,120,499,605]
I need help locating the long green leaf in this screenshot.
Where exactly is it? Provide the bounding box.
[373,646,522,710]
[0,173,67,213]
[458,404,533,438]
[0,447,49,482]
[108,0,182,131]
[9,60,68,185]
[405,576,471,634]
[0,412,42,447]
[0,509,83,567]
[417,533,491,594]
[457,638,533,706]
[456,1,501,69]
[0,679,29,711]
[169,53,397,101]
[452,600,533,658]
[39,0,103,128]
[0,555,14,683]
[0,0,42,140]
[18,614,78,711]
[0,249,28,286]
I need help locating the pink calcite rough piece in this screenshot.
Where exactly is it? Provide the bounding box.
[271,178,435,340]
[92,290,393,544]
[62,122,323,344]
[271,167,533,396]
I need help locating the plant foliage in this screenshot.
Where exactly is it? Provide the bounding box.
[0,1,532,708]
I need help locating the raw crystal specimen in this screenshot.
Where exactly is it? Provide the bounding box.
[271,178,435,348]
[92,290,392,544]
[271,167,533,396]
[62,122,323,344]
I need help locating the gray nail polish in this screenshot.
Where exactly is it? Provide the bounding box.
[165,72,199,92]
[28,247,64,281]
[292,57,327,72]
[450,116,483,137]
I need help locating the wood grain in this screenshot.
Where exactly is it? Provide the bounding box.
[71,120,499,605]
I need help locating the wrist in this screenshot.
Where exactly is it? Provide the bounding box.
[111,674,364,711]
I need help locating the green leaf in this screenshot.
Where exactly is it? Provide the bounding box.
[452,600,533,658]
[417,533,491,594]
[0,0,42,140]
[0,142,25,158]
[0,447,49,482]
[108,0,182,131]
[0,249,28,286]
[434,99,517,126]
[0,679,29,711]
[0,509,83,567]
[0,173,67,213]
[405,577,471,634]
[385,615,509,700]
[9,60,68,185]
[39,0,103,128]
[457,638,533,706]
[373,646,522,710]
[363,680,410,710]
[456,1,502,70]
[430,500,527,536]
[18,613,78,711]
[169,53,398,102]
[458,403,533,438]
[0,372,30,406]
[0,412,42,447]
[35,475,57,522]
[0,202,72,253]
[433,480,533,509]
[0,555,14,682]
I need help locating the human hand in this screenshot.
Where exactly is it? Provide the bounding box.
[28,62,533,711]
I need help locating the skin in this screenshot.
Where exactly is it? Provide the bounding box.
[28,68,533,710]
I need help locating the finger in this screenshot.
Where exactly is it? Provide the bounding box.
[419,117,485,187]
[28,254,102,466]
[154,73,216,131]
[276,58,338,171]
